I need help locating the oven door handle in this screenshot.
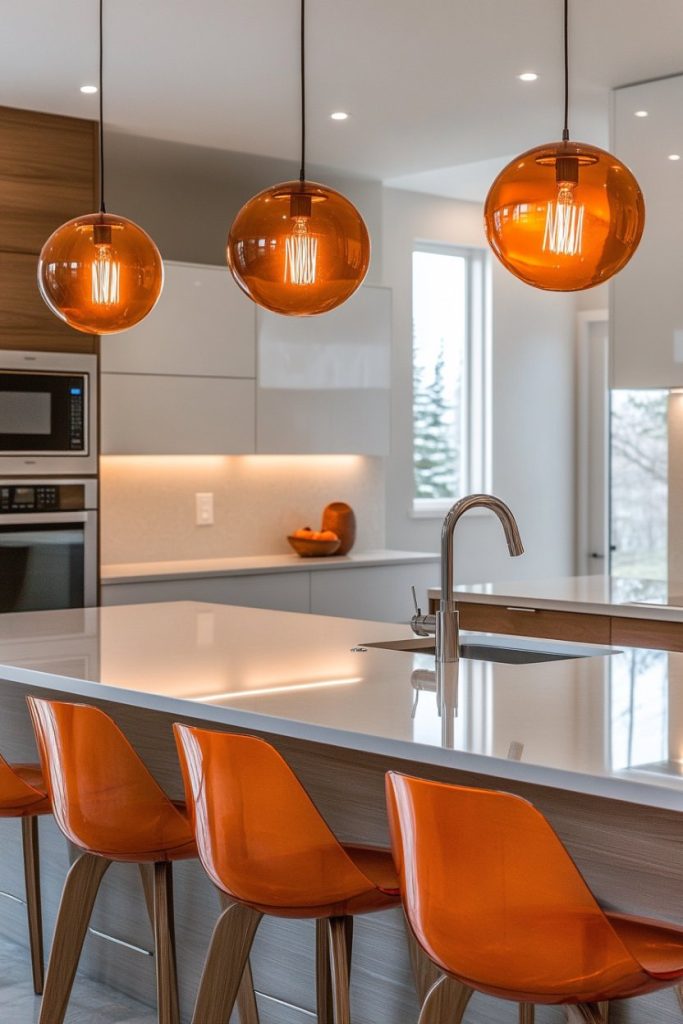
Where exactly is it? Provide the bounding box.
[0,512,91,525]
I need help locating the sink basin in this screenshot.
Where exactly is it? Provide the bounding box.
[363,638,591,664]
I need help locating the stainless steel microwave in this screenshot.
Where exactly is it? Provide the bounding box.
[0,351,97,475]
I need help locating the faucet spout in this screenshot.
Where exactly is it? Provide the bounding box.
[434,493,524,663]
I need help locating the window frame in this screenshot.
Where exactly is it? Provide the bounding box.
[411,241,490,518]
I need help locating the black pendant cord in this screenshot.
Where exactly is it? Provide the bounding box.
[98,0,106,213]
[562,0,569,141]
[299,0,306,183]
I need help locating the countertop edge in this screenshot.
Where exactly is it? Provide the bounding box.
[427,588,683,624]
[0,662,680,815]
[102,550,440,584]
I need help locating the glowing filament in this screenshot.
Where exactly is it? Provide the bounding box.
[91,245,120,305]
[543,182,585,256]
[284,217,318,285]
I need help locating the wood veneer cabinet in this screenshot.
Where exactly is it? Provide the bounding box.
[0,105,97,353]
[443,599,683,652]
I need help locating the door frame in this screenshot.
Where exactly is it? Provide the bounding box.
[576,308,609,577]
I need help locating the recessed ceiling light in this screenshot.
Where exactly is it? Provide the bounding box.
[80,84,98,94]
[669,154,681,161]
[517,72,538,82]
[330,111,349,121]
[634,110,648,118]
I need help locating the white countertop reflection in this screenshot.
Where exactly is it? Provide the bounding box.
[0,601,680,812]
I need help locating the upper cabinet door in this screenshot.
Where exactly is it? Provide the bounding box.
[611,76,683,388]
[256,285,392,455]
[101,261,256,379]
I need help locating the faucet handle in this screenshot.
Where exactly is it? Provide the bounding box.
[411,585,421,617]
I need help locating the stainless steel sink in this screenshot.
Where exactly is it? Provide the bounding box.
[363,638,591,664]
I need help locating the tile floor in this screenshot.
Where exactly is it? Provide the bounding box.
[0,935,156,1023]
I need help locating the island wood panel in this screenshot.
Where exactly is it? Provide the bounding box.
[0,678,679,1024]
[611,616,683,652]
[450,600,612,645]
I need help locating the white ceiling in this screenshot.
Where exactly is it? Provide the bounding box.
[2,0,683,189]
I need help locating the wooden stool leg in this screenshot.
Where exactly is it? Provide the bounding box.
[316,919,334,1024]
[598,1002,610,1021]
[38,851,110,1024]
[153,861,180,1024]
[417,974,474,1024]
[676,984,683,1014]
[328,917,353,1024]
[519,1005,535,1023]
[21,816,44,995]
[191,901,262,1024]
[567,1005,606,1024]
[218,889,260,1024]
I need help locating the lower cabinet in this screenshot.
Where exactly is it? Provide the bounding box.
[101,562,439,623]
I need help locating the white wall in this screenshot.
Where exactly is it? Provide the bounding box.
[381,188,577,582]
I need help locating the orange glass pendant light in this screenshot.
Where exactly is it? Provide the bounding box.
[484,0,644,291]
[38,0,163,333]
[227,0,370,316]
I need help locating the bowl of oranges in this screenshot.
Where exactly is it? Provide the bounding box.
[287,526,341,557]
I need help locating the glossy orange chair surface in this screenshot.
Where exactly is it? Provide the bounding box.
[27,698,198,1024]
[0,752,51,995]
[386,772,683,1022]
[174,724,400,1024]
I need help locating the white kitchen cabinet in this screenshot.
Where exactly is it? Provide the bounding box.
[101,571,309,612]
[101,374,256,454]
[100,262,255,379]
[310,562,438,623]
[611,75,683,387]
[256,285,391,454]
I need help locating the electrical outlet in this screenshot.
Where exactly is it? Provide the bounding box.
[195,492,214,526]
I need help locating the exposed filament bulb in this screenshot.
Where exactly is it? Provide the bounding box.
[284,192,318,286]
[91,223,120,305]
[543,155,584,257]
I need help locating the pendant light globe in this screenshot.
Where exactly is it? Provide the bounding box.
[38,212,164,334]
[227,180,370,316]
[484,140,644,291]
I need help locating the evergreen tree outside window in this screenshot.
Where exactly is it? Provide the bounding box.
[412,244,489,512]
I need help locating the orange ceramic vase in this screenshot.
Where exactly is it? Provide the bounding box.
[322,502,356,555]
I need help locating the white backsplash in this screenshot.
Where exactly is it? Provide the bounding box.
[100,455,386,565]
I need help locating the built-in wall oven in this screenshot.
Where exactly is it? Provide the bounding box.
[0,350,97,476]
[0,479,97,611]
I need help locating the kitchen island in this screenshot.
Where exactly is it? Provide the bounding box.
[0,600,680,1023]
[429,574,683,651]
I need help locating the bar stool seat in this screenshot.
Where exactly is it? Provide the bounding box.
[386,772,683,1024]
[174,724,401,1024]
[0,755,51,994]
[26,698,202,1024]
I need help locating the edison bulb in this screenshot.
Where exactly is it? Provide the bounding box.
[38,212,164,334]
[227,180,370,316]
[484,141,645,291]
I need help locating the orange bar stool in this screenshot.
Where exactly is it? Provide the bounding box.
[0,752,51,994]
[386,771,683,1024]
[174,724,401,1024]
[27,697,200,1024]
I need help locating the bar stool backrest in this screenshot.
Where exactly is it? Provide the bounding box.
[386,772,642,1002]
[174,724,379,910]
[27,698,191,859]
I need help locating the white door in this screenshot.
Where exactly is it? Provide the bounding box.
[576,313,610,576]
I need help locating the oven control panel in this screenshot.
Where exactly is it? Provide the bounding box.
[0,484,85,513]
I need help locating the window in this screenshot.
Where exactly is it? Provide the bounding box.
[412,244,488,514]
[610,389,668,579]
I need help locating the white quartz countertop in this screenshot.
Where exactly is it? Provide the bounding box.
[428,574,683,623]
[0,601,680,812]
[102,550,439,584]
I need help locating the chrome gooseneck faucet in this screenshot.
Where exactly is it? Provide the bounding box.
[411,494,524,662]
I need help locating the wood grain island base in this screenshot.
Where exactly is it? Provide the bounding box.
[0,601,679,1023]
